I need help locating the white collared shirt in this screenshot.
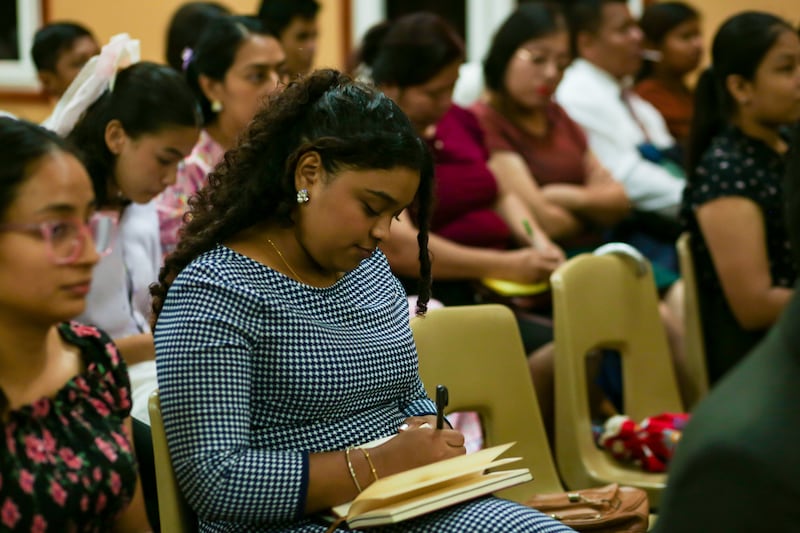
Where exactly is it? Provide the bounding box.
[556,58,685,218]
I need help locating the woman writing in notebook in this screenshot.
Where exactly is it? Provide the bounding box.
[151,70,573,532]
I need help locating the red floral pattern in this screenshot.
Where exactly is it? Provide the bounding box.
[0,322,137,531]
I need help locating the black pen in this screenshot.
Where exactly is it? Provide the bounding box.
[435,384,449,429]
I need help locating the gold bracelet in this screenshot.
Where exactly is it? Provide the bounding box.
[360,448,379,482]
[345,447,362,492]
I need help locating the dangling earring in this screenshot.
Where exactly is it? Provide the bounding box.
[211,100,223,113]
[296,188,310,204]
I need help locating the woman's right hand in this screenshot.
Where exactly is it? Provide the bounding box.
[370,425,465,478]
[496,247,563,284]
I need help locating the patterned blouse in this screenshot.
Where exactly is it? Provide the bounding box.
[682,126,797,380]
[154,246,572,532]
[156,129,225,256]
[682,126,796,292]
[1,323,137,532]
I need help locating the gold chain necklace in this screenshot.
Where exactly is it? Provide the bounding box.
[267,238,305,284]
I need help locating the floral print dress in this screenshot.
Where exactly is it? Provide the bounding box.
[1,323,137,532]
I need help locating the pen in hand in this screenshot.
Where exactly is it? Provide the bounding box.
[435,385,449,429]
[522,219,541,250]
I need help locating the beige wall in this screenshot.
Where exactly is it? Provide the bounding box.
[698,0,796,68]
[0,0,347,122]
[2,0,796,122]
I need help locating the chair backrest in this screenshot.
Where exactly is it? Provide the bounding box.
[148,391,196,533]
[410,304,564,503]
[551,248,680,505]
[676,232,709,408]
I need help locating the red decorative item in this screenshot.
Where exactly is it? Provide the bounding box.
[597,413,690,472]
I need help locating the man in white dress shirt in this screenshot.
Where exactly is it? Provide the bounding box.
[556,0,685,221]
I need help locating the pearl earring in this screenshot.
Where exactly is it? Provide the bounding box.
[211,100,223,113]
[296,188,310,204]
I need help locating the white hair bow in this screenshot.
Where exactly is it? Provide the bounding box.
[41,33,141,137]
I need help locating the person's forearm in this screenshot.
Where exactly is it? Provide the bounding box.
[509,193,582,241]
[383,230,509,280]
[382,215,508,280]
[489,152,583,240]
[114,333,155,366]
[730,286,793,331]
[541,183,630,227]
[495,190,580,245]
[306,450,368,513]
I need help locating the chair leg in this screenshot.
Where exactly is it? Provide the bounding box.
[528,342,555,445]
[133,418,161,533]
[658,299,693,409]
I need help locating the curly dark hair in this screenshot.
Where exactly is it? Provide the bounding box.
[151,69,435,322]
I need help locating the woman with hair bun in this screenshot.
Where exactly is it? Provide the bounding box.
[152,69,573,532]
[157,15,285,255]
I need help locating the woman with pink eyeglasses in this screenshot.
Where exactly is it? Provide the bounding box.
[0,117,150,531]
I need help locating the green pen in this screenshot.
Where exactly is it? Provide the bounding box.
[522,219,538,249]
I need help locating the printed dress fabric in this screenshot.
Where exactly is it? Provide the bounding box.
[154,246,574,532]
[0,323,137,532]
[156,129,225,256]
[682,126,797,382]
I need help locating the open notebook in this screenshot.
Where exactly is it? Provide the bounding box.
[329,442,532,529]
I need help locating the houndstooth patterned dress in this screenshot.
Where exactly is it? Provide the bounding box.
[154,245,574,532]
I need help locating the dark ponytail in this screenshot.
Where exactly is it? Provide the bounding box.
[687,11,792,181]
[686,67,724,177]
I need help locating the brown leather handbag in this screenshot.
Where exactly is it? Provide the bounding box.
[525,483,649,532]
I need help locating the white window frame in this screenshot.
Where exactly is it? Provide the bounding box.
[350,0,515,63]
[0,0,44,93]
[351,0,645,60]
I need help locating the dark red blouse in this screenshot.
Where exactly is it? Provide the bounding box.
[428,105,512,249]
[471,100,588,188]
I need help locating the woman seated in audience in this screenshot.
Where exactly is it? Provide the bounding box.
[151,69,574,532]
[472,2,630,255]
[635,2,704,149]
[683,11,800,383]
[654,123,800,533]
[0,117,149,531]
[474,3,694,412]
[157,15,285,255]
[355,12,565,353]
[51,40,201,421]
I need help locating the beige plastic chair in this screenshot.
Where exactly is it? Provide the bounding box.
[550,244,684,509]
[410,304,564,503]
[676,232,709,408]
[148,390,197,533]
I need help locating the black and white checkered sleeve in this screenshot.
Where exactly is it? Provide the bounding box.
[155,263,308,524]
